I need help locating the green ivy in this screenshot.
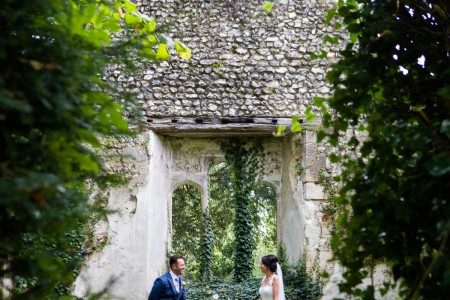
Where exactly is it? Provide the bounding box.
[224,139,263,282]
[172,184,203,281]
[315,0,450,298]
[279,244,323,300]
[185,278,260,300]
[200,206,214,282]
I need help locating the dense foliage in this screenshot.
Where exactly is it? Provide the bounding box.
[184,249,323,300]
[318,0,450,298]
[209,161,277,279]
[199,207,214,282]
[185,277,260,300]
[278,245,323,300]
[224,139,263,283]
[0,0,189,298]
[172,185,203,281]
[171,145,277,282]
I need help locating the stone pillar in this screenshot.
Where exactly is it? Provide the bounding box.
[301,129,330,270]
[279,135,304,262]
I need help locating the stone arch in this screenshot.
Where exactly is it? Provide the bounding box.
[169,180,206,251]
[252,180,279,266]
[170,177,209,211]
[170,182,203,279]
[257,179,282,243]
[170,179,205,204]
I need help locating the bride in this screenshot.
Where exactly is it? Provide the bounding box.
[258,254,286,300]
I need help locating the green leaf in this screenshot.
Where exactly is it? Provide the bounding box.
[310,50,327,60]
[156,44,171,60]
[425,153,450,176]
[317,130,327,142]
[305,106,317,122]
[76,129,101,148]
[291,116,302,132]
[175,40,191,60]
[324,35,339,45]
[274,125,286,136]
[262,2,273,13]
[124,13,140,26]
[325,8,336,25]
[350,32,359,43]
[145,18,156,33]
[124,0,137,13]
[103,18,121,32]
[314,96,327,108]
[330,153,340,163]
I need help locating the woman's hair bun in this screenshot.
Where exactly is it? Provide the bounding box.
[261,254,278,272]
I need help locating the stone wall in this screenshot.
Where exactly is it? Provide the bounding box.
[106,0,339,120]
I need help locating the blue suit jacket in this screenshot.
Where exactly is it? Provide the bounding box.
[148,272,186,300]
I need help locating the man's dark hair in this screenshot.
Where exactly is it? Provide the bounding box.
[169,254,184,268]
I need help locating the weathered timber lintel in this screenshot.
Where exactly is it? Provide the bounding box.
[145,117,313,137]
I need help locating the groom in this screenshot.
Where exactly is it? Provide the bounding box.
[148,254,186,300]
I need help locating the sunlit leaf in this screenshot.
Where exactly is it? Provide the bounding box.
[156,44,171,60]
[124,13,140,26]
[305,106,317,122]
[145,18,156,33]
[291,116,302,132]
[175,40,192,60]
[262,2,273,13]
[124,0,137,13]
[274,125,286,136]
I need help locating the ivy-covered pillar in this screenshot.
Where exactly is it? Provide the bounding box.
[226,139,259,282]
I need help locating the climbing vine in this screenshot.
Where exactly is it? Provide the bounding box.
[224,138,263,282]
[318,169,344,226]
[200,206,214,282]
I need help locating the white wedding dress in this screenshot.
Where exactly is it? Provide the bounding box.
[259,275,275,300]
[258,263,286,300]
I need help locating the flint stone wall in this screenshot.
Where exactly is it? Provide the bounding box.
[106,0,340,120]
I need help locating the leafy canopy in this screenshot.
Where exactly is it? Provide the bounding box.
[0,0,189,298]
[317,0,450,298]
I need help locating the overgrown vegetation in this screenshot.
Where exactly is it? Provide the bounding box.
[0,0,189,297]
[171,139,277,282]
[279,244,323,300]
[200,207,214,282]
[172,184,203,281]
[224,138,264,283]
[184,244,323,300]
[315,0,450,298]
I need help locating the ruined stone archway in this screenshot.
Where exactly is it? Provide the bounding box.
[72,0,338,297]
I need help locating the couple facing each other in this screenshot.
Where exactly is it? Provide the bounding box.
[148,253,285,300]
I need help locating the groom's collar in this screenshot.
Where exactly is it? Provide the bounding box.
[169,270,178,280]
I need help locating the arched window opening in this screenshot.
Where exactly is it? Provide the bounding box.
[171,184,202,281]
[251,183,277,276]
